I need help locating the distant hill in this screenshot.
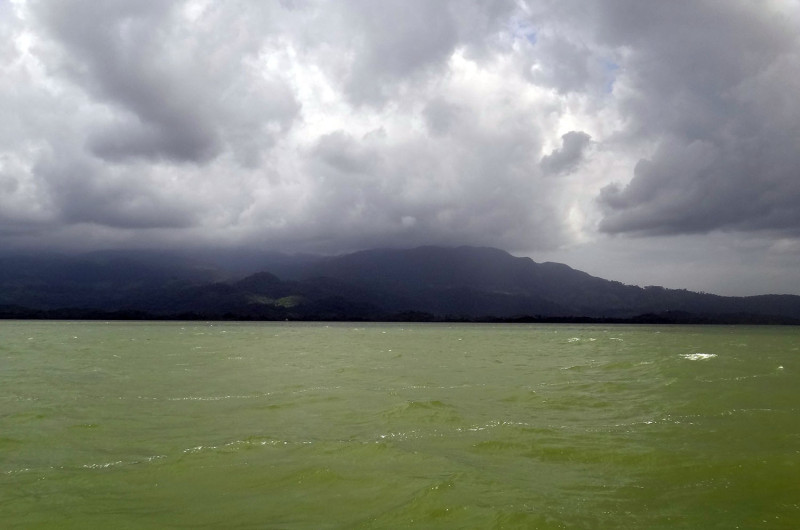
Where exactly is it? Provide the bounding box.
[297,246,800,320]
[1,246,799,323]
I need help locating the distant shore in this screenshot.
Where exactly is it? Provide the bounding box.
[2,306,798,325]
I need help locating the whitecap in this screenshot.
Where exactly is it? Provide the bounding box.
[4,467,32,475]
[83,461,123,469]
[681,353,717,360]
[166,394,261,401]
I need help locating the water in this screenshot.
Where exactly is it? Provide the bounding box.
[2,321,799,528]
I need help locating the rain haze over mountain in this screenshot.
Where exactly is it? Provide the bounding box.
[2,0,800,295]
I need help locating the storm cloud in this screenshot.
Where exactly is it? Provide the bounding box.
[540,131,591,176]
[2,0,800,293]
[584,0,800,236]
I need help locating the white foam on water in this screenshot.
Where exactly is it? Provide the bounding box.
[567,337,580,343]
[76,455,167,469]
[459,419,530,433]
[377,431,418,441]
[560,364,585,370]
[4,467,32,475]
[166,393,267,401]
[83,461,123,469]
[223,438,313,449]
[681,353,717,360]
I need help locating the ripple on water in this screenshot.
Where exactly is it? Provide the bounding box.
[382,400,463,424]
[471,439,531,455]
[499,390,539,404]
[4,321,799,529]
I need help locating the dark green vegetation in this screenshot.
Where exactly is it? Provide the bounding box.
[2,246,800,323]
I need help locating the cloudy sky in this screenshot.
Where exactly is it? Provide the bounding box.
[2,0,800,295]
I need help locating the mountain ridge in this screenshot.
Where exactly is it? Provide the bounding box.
[1,246,799,323]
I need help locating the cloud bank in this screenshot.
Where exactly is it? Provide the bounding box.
[2,0,800,285]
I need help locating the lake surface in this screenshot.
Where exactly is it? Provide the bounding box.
[2,321,799,528]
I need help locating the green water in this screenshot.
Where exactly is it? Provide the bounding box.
[1,321,799,528]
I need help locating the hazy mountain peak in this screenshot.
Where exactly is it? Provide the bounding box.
[2,245,799,322]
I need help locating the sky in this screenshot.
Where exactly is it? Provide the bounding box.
[2,0,800,296]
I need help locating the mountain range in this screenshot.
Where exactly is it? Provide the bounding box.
[1,246,799,323]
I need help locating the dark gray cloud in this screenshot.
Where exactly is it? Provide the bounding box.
[297,98,561,253]
[597,136,800,235]
[423,98,464,137]
[312,130,382,175]
[541,131,591,176]
[341,0,458,105]
[35,149,196,229]
[32,0,299,164]
[526,34,613,95]
[331,0,516,106]
[551,0,800,236]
